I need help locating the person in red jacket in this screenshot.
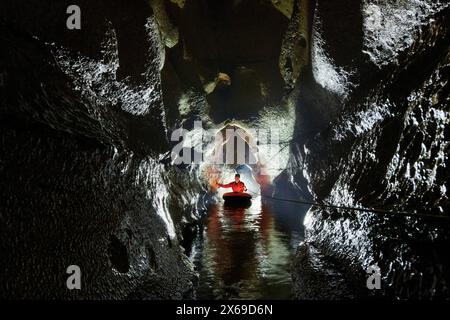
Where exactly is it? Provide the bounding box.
[217,174,247,193]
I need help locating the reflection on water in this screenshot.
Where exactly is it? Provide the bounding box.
[190,196,308,299]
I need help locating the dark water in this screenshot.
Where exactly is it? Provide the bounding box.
[190,196,308,299]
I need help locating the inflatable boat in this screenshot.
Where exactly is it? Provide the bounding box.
[223,192,252,207]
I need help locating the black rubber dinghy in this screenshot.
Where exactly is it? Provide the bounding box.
[223,192,252,207]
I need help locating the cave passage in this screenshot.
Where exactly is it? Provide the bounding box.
[1,0,449,302]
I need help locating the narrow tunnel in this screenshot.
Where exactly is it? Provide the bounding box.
[0,0,449,302]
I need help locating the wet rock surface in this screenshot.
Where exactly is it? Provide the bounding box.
[291,1,450,299]
[0,0,202,299]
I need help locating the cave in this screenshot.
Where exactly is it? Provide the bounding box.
[0,0,449,302]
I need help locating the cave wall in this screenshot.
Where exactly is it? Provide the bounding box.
[291,0,450,299]
[0,121,199,299]
[0,0,204,299]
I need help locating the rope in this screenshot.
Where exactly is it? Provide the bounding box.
[247,191,450,221]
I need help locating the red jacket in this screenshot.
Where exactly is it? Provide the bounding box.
[218,181,246,193]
